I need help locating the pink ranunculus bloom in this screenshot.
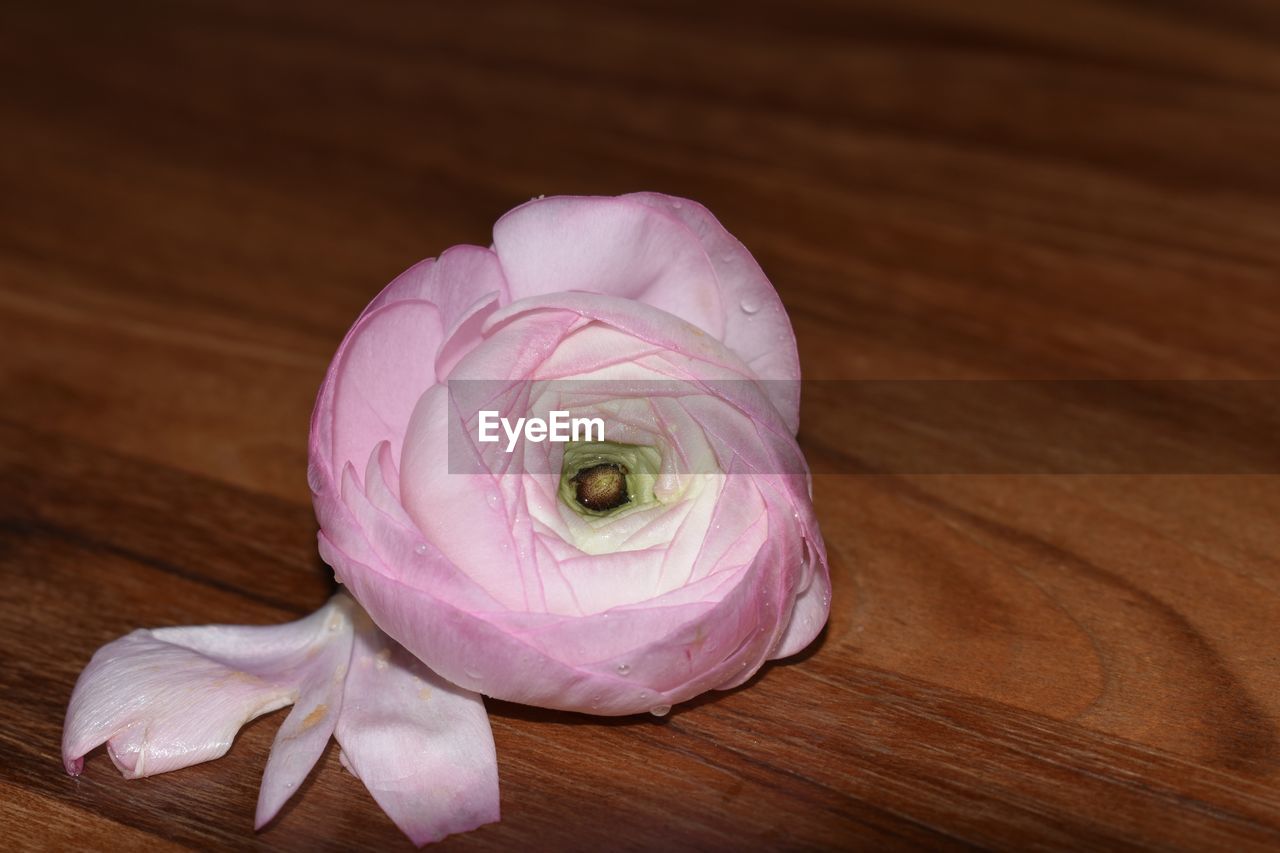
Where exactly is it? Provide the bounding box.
[63,193,831,845]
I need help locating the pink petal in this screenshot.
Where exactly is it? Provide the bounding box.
[429,245,510,342]
[492,195,727,341]
[330,300,444,477]
[312,248,508,484]
[359,245,508,334]
[65,594,504,847]
[255,600,356,828]
[624,192,801,430]
[772,557,832,659]
[62,597,353,781]
[360,257,436,317]
[335,614,499,845]
[482,291,756,383]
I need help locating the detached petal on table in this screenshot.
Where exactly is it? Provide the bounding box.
[62,597,354,782]
[337,614,500,846]
[62,593,499,846]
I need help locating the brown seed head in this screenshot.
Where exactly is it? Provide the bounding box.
[570,463,629,512]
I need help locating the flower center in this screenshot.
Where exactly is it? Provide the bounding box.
[570,463,629,512]
[557,440,660,519]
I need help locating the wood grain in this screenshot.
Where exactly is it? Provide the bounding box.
[2,0,1279,849]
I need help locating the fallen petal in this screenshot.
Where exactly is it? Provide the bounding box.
[62,595,353,780]
[336,611,500,845]
[64,593,501,846]
[255,598,356,828]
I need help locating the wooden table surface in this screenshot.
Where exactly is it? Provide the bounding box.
[3,1,1280,849]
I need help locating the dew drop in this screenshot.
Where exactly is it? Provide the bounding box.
[464,668,482,680]
[649,704,672,717]
[486,492,500,509]
[721,253,736,263]
[414,543,429,555]
[739,297,760,315]
[672,201,683,210]
[616,663,632,676]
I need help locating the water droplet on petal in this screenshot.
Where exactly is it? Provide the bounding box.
[672,201,683,210]
[721,253,735,263]
[649,704,672,717]
[414,543,429,555]
[740,297,760,315]
[616,663,631,676]
[486,492,500,509]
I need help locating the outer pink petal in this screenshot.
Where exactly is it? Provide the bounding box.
[427,245,510,381]
[336,614,499,845]
[492,195,727,340]
[310,245,506,492]
[329,300,444,477]
[624,191,801,431]
[772,558,832,659]
[62,597,353,780]
[359,245,508,331]
[361,257,436,318]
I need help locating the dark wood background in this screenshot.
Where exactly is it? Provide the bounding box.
[3,0,1279,849]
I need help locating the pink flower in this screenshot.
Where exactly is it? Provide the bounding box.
[63,193,829,845]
